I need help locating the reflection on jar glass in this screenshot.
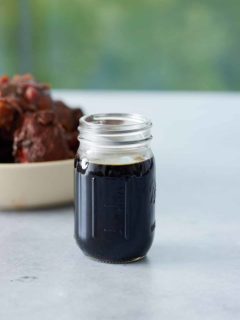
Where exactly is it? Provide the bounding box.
[74,113,156,263]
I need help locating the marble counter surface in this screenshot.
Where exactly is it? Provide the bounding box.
[0,92,240,320]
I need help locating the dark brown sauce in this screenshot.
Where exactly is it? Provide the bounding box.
[74,157,156,263]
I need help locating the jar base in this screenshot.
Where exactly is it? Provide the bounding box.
[82,252,146,264]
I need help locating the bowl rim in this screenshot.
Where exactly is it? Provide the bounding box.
[0,158,74,169]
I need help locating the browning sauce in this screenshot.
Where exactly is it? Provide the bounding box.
[74,157,156,263]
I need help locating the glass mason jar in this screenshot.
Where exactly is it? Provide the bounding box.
[74,113,156,263]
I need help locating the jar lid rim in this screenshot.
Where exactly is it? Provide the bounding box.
[80,113,152,132]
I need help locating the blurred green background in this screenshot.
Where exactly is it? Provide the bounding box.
[0,0,239,90]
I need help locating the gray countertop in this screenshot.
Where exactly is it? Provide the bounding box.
[1,92,240,320]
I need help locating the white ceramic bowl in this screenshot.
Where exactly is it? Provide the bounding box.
[0,159,74,210]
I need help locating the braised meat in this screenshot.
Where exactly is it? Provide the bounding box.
[0,74,83,163]
[13,111,74,163]
[54,101,83,152]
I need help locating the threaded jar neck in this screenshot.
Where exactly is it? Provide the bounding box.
[78,113,152,149]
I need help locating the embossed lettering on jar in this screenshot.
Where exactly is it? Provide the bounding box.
[74,113,156,263]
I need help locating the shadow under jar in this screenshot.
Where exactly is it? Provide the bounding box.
[74,113,156,263]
